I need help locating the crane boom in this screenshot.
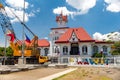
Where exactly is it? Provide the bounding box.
[0,3,38,55]
[0,3,15,36]
[0,3,48,64]
[3,2,36,36]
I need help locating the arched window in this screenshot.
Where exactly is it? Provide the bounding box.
[63,46,68,55]
[103,46,107,55]
[93,45,98,54]
[82,45,87,55]
[44,48,49,56]
[54,46,59,53]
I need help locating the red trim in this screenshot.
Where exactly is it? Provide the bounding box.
[79,40,95,42]
[51,27,69,30]
[55,41,69,43]
[55,40,95,43]
[95,40,114,44]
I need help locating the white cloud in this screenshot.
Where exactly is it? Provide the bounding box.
[53,0,97,17]
[93,32,103,41]
[104,0,120,12]
[6,0,29,9]
[53,7,74,16]
[5,6,29,23]
[5,0,39,23]
[93,32,120,41]
[44,37,48,40]
[66,0,97,15]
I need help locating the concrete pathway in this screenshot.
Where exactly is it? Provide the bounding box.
[38,68,77,80]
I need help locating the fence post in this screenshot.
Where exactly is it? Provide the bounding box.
[114,56,116,67]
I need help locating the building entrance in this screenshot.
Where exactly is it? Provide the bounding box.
[70,43,79,55]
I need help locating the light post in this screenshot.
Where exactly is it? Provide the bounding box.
[21,0,25,64]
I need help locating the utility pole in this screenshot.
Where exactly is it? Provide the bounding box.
[21,0,25,64]
[4,28,7,65]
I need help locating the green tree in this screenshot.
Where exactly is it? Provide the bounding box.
[0,47,4,56]
[92,52,106,58]
[0,46,13,56]
[111,41,120,55]
[6,46,13,56]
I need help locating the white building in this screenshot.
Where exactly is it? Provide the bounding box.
[49,13,113,64]
[37,39,50,56]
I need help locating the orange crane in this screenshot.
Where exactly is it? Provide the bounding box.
[0,3,48,64]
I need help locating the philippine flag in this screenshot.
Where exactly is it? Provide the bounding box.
[6,30,15,42]
[25,34,31,43]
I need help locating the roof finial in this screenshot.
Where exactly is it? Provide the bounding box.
[56,10,68,27]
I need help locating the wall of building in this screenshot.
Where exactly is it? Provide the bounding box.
[38,47,49,56]
[51,42,112,57]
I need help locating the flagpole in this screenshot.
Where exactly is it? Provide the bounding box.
[4,29,7,65]
[21,0,25,64]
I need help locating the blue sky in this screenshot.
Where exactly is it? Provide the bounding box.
[0,0,120,46]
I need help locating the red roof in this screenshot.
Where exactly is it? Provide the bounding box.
[55,27,94,43]
[17,39,50,47]
[51,27,69,30]
[38,39,50,47]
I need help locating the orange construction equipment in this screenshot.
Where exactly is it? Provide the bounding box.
[0,3,48,64]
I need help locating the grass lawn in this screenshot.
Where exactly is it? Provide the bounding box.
[53,67,114,80]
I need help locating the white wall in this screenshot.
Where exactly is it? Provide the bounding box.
[79,43,93,56]
[38,47,49,56]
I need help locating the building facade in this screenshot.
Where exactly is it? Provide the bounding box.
[49,13,113,64]
[37,39,50,56]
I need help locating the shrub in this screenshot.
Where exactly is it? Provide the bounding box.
[92,53,105,58]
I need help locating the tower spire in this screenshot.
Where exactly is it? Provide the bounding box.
[56,11,68,27]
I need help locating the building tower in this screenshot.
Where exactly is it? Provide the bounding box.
[49,13,69,56]
[56,13,68,27]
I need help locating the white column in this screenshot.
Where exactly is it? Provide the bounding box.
[98,45,102,53]
[49,41,53,56]
[79,44,81,55]
[59,44,62,56]
[41,47,44,56]
[79,45,82,56]
[68,43,70,55]
[88,45,92,56]
[107,46,111,55]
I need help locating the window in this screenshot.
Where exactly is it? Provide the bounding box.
[54,46,59,53]
[103,46,107,55]
[63,46,68,55]
[82,45,88,55]
[44,48,49,56]
[54,36,59,41]
[93,45,98,54]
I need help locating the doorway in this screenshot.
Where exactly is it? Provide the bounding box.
[70,43,79,55]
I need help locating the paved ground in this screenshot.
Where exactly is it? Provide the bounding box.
[0,67,68,80]
[38,68,77,80]
[0,64,120,80]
